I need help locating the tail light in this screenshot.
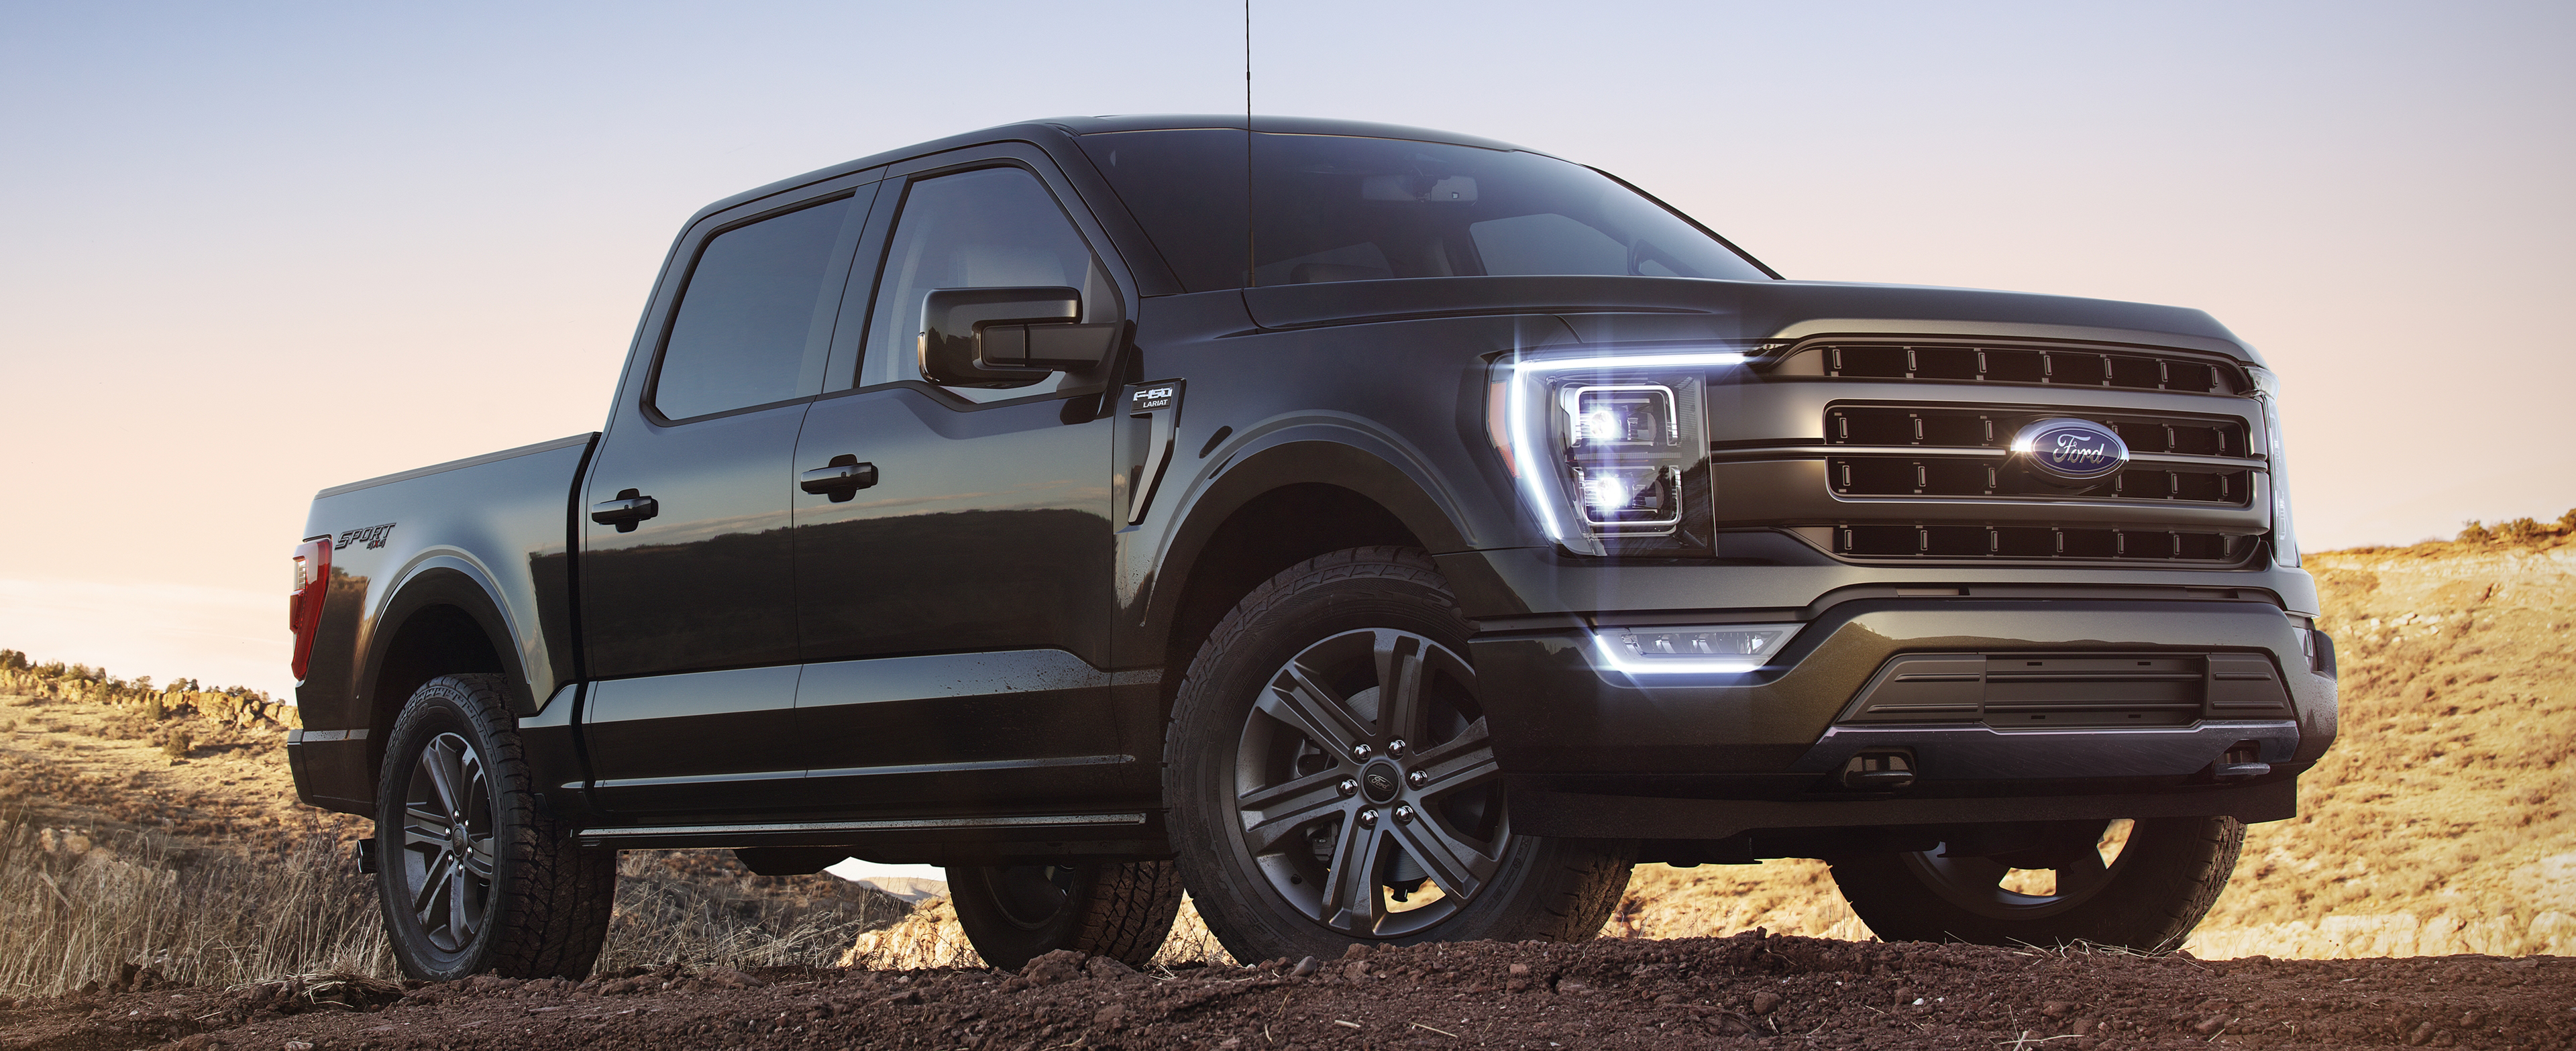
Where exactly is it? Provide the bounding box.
[290,538,331,681]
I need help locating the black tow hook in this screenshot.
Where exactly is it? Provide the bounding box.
[1841,751,1917,791]
[2214,740,2272,779]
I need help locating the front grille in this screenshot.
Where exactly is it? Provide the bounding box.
[1826,406,2246,456]
[1819,524,2252,563]
[1822,404,2254,504]
[1841,652,2293,728]
[1829,456,2250,504]
[1791,341,2250,395]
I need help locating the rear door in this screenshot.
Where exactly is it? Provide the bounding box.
[789,148,1135,814]
[578,176,878,816]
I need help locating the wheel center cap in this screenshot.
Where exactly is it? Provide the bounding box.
[1360,759,1403,804]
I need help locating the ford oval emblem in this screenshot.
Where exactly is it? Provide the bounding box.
[2010,418,2130,484]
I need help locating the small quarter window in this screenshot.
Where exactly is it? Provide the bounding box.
[653,195,855,421]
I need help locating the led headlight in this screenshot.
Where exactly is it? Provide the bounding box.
[2247,366,2298,567]
[1594,623,1803,675]
[1489,348,1742,555]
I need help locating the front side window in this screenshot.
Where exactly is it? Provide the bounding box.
[859,166,1120,402]
[651,195,855,421]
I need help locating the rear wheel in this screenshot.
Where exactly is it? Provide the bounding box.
[374,674,616,980]
[1829,815,2244,952]
[1166,547,1633,964]
[947,861,1183,970]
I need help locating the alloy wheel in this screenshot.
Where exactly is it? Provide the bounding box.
[1228,628,1505,938]
[400,731,495,953]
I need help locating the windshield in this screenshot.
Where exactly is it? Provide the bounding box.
[1081,129,1772,291]
[1251,133,1768,286]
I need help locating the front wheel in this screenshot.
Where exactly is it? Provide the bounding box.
[1165,547,1634,964]
[1829,815,2245,952]
[374,674,616,979]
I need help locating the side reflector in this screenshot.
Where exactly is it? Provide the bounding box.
[289,538,331,682]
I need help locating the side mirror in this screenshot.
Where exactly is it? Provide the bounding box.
[920,286,1121,388]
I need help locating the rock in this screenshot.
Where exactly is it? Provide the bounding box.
[2193,1014,2229,1036]
[1508,963,1530,977]
[1085,956,1134,979]
[1092,1002,1130,1030]
[2406,1021,2438,1047]
[1344,960,1371,979]
[284,1042,313,1051]
[1557,979,1590,995]
[1290,956,1318,978]
[1750,990,1784,1015]
[2043,1001,2076,1018]
[597,978,645,996]
[1341,943,1370,960]
[1022,949,1087,986]
[1894,987,1916,1004]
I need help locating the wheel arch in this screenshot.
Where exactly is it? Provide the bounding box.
[357,565,529,796]
[1148,439,1468,685]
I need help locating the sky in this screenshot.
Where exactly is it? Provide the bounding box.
[2,1,2570,700]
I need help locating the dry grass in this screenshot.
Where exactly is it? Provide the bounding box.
[0,814,389,996]
[597,850,912,973]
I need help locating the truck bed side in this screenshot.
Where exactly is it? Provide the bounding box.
[288,432,596,814]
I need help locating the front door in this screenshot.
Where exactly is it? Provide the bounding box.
[790,160,1130,814]
[579,182,873,816]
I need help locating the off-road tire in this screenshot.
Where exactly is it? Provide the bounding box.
[1829,815,2246,952]
[1165,547,1635,964]
[374,674,616,980]
[947,861,1185,970]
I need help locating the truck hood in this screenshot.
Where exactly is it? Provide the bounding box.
[1238,276,2259,365]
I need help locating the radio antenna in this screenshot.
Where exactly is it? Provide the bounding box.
[1243,0,1256,286]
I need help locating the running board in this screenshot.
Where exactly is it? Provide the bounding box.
[574,812,1148,850]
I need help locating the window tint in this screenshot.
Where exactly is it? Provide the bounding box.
[1250,134,1769,284]
[1078,129,1772,288]
[859,166,1120,402]
[1079,129,1248,292]
[653,196,855,421]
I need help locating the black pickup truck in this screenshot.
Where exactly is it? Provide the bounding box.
[286,115,2337,979]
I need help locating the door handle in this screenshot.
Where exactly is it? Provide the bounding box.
[1124,380,1183,524]
[590,488,658,533]
[800,455,878,502]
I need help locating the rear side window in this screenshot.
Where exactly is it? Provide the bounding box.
[652,195,856,421]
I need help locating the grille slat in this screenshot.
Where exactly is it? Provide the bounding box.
[1823,404,2253,506]
[1802,341,2249,394]
[1827,524,2249,564]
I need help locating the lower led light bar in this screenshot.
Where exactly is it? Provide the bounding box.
[1593,623,1803,675]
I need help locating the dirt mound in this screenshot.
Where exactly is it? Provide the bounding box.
[5,933,2569,1050]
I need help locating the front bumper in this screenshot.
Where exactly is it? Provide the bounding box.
[1470,596,2338,834]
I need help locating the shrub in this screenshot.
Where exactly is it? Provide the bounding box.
[160,730,193,760]
[2458,520,2494,543]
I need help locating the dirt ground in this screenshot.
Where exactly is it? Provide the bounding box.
[5,936,2573,1051]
